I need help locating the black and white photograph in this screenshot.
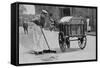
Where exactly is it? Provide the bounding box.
[17,3,97,65]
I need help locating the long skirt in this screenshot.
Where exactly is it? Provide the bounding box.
[32,23,48,52]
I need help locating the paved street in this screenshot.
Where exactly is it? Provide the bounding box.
[19,26,96,64]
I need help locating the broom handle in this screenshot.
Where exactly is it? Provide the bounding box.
[40,27,50,50]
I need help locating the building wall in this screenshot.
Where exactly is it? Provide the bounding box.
[35,5,96,31]
[35,5,60,20]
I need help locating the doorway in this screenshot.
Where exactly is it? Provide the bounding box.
[60,8,70,17]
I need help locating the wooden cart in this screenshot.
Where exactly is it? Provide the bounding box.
[58,16,87,52]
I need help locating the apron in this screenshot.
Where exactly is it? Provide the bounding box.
[32,21,48,52]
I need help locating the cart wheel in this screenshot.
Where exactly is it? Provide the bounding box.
[66,37,70,48]
[78,36,87,49]
[59,33,66,52]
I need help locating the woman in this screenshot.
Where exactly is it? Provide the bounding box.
[32,10,56,55]
[32,10,49,54]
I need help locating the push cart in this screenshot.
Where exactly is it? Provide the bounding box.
[58,16,87,52]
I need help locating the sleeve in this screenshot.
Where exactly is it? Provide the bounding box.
[31,15,40,26]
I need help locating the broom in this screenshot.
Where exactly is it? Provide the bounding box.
[40,26,56,53]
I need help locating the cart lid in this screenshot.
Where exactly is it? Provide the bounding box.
[59,16,84,24]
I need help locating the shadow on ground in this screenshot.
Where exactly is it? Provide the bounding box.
[26,48,81,55]
[23,48,81,62]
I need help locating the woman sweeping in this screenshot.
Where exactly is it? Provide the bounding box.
[32,10,56,55]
